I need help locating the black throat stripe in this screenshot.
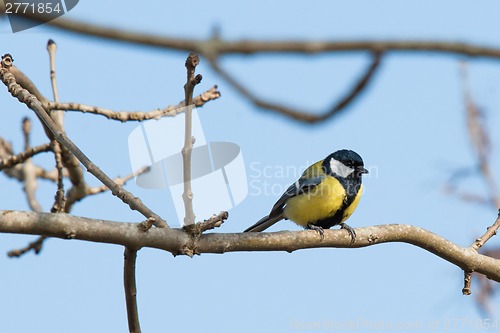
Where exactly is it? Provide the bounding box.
[313,176,361,229]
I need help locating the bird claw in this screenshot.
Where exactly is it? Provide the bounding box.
[340,223,356,244]
[307,223,324,240]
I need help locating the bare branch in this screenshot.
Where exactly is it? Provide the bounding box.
[181,53,201,226]
[124,247,141,333]
[0,137,58,182]
[46,39,66,213]
[50,140,66,213]
[460,62,500,208]
[47,40,60,105]
[13,15,500,60]
[1,210,500,282]
[8,60,87,203]
[0,142,51,170]
[43,86,221,122]
[0,55,167,228]
[21,118,43,213]
[7,236,47,257]
[183,211,229,237]
[208,52,382,122]
[463,271,473,295]
[86,166,150,196]
[471,211,500,252]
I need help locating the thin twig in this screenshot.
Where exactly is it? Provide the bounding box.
[471,211,500,252]
[207,52,382,122]
[183,211,229,237]
[47,40,59,104]
[182,53,202,226]
[0,142,51,170]
[124,247,141,333]
[457,62,500,296]
[21,118,43,213]
[460,62,500,208]
[0,54,167,228]
[47,40,66,213]
[463,271,473,295]
[43,86,221,122]
[0,137,61,182]
[7,236,47,257]
[86,166,150,196]
[50,140,66,213]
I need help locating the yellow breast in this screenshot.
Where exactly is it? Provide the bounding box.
[341,185,363,222]
[283,176,347,228]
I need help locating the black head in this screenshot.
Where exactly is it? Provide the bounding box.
[322,149,368,179]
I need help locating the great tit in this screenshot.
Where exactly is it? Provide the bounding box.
[244,149,368,242]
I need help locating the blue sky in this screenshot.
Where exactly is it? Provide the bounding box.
[1,1,500,332]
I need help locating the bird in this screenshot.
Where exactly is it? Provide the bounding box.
[244,149,368,243]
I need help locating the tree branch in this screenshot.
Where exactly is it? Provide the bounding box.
[86,166,150,196]
[0,142,51,170]
[14,15,500,60]
[8,61,87,205]
[1,210,500,282]
[46,39,66,213]
[43,86,221,122]
[208,52,382,122]
[182,53,202,226]
[0,137,59,182]
[7,236,47,257]
[20,118,43,213]
[10,14,500,124]
[471,211,500,252]
[0,54,167,228]
[124,247,141,333]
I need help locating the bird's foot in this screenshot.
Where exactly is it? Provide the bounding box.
[340,223,356,244]
[306,223,324,240]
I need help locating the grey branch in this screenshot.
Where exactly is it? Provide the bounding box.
[1,210,499,282]
[124,247,141,333]
[0,55,167,228]
[208,52,382,122]
[181,53,201,226]
[7,236,47,257]
[0,142,51,170]
[10,14,500,123]
[15,15,500,60]
[43,86,221,122]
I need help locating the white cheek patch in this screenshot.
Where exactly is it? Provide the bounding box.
[329,159,354,178]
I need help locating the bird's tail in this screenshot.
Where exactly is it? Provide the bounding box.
[244,214,283,232]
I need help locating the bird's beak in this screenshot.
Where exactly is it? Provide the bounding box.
[359,167,369,174]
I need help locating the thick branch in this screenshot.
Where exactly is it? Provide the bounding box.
[1,210,499,282]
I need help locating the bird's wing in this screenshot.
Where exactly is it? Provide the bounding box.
[268,175,326,218]
[244,175,325,233]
